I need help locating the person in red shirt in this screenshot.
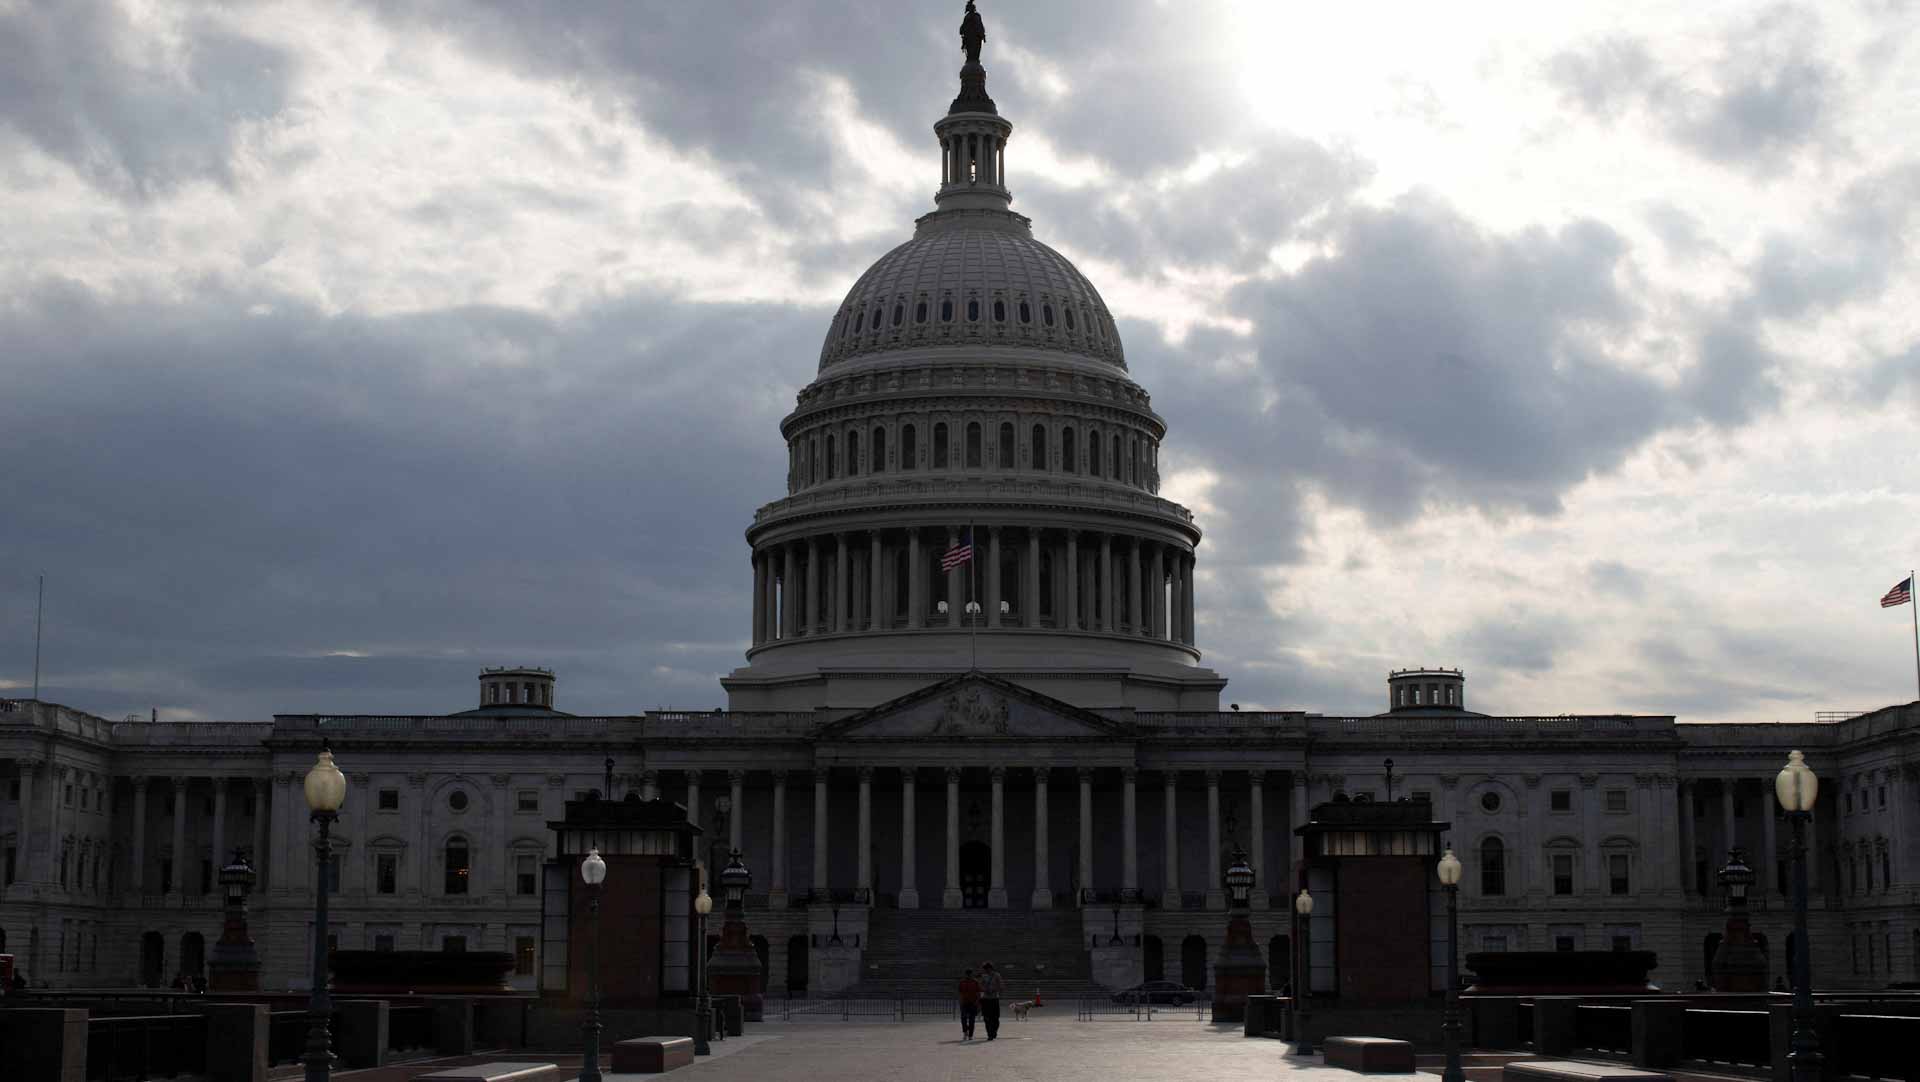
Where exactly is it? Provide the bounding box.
[957,968,983,1040]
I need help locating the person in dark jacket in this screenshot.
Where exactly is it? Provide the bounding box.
[979,962,1005,1040]
[957,969,982,1040]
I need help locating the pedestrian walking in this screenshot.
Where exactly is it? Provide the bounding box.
[980,961,1005,1040]
[958,968,983,1040]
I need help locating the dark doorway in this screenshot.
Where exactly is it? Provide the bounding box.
[960,841,991,908]
[1269,934,1291,992]
[751,935,771,987]
[1181,934,1208,991]
[786,934,808,993]
[1143,935,1164,982]
[181,932,206,981]
[141,931,164,987]
[1703,933,1722,982]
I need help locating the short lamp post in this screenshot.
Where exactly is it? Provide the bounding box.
[1293,888,1315,1056]
[1775,750,1822,1082]
[1437,847,1465,1082]
[693,875,714,1056]
[302,743,347,1082]
[580,848,607,1082]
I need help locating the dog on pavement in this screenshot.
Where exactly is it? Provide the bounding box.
[1011,1000,1039,1020]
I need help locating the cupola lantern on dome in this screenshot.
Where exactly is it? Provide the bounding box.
[935,2,1012,212]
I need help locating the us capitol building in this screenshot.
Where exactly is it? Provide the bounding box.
[3,9,1916,998]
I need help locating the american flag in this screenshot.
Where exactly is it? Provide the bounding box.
[942,532,974,572]
[1882,576,1912,608]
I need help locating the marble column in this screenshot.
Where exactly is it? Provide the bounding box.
[168,777,189,897]
[249,777,268,890]
[639,770,660,801]
[1031,767,1051,909]
[899,769,919,908]
[1065,533,1080,631]
[1105,533,1121,633]
[988,767,1008,908]
[729,769,746,853]
[686,772,702,837]
[870,532,885,629]
[1290,772,1308,873]
[1250,770,1267,908]
[210,779,228,879]
[1205,770,1224,909]
[1121,768,1139,898]
[770,772,788,906]
[1128,539,1143,634]
[1162,771,1180,908]
[1520,774,1542,897]
[1762,784,1779,896]
[1025,530,1041,627]
[1183,553,1197,644]
[752,553,767,645]
[1679,779,1696,894]
[987,526,1003,627]
[908,530,925,628]
[764,551,780,641]
[1149,545,1166,639]
[782,545,799,638]
[943,768,962,909]
[42,765,62,888]
[805,537,822,633]
[857,767,873,897]
[1078,768,1094,901]
[129,776,147,895]
[1170,556,1185,644]
[1580,774,1599,894]
[836,534,851,632]
[811,768,829,898]
[947,527,964,627]
[1721,779,1738,869]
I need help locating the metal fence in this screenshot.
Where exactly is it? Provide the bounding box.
[1074,993,1214,1022]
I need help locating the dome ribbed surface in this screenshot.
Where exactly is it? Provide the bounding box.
[817,212,1126,372]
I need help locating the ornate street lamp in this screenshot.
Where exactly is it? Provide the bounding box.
[693,874,714,1056]
[1224,849,1255,908]
[719,849,752,910]
[1775,750,1822,1082]
[1436,847,1465,1082]
[579,848,607,1082]
[302,743,347,1082]
[1293,888,1315,1056]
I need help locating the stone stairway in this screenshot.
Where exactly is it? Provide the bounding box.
[850,907,1093,992]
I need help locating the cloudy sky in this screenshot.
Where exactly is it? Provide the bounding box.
[3,0,1918,722]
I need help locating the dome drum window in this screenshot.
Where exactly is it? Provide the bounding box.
[1065,307,1076,330]
[967,298,980,321]
[892,303,905,328]
[940,298,954,322]
[915,300,929,323]
[1042,303,1055,327]
[1017,300,1032,324]
[993,299,1006,322]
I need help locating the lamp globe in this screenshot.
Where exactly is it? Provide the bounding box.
[581,847,607,886]
[1437,847,1463,886]
[304,746,347,814]
[1775,750,1818,814]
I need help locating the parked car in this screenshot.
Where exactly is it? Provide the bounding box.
[1111,979,1197,1005]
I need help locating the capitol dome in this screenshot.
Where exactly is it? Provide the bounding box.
[725,5,1222,714]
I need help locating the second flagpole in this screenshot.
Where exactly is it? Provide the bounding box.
[1911,570,1918,701]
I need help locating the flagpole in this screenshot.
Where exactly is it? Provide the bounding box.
[1910,570,1918,702]
[32,574,44,702]
[969,522,979,673]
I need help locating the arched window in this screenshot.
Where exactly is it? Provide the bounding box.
[445,838,471,895]
[854,310,865,333]
[940,299,954,322]
[993,299,1006,322]
[1112,434,1122,479]
[826,434,837,479]
[915,300,928,323]
[933,423,949,468]
[846,431,860,476]
[901,424,918,470]
[1062,426,1077,472]
[998,423,1015,470]
[872,306,884,331]
[966,422,982,468]
[1480,838,1506,897]
[1065,307,1077,330]
[1042,303,1055,327]
[807,437,818,485]
[967,298,980,321]
[891,303,904,327]
[1031,424,1047,470]
[1088,431,1101,476]
[1018,300,1032,324]
[871,427,887,472]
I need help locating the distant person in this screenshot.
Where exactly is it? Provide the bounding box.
[957,968,982,1040]
[979,961,1005,1040]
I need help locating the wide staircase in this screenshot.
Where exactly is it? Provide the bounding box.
[844,907,1097,997]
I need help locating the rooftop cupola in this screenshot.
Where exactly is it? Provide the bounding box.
[1387,668,1465,712]
[934,2,1013,212]
[480,666,555,709]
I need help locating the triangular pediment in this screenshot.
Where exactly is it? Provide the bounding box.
[816,672,1133,741]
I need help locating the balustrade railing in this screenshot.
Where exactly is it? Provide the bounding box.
[1680,1008,1769,1067]
[1574,1003,1631,1054]
[1831,1013,1920,1081]
[387,1004,435,1052]
[85,1013,206,1081]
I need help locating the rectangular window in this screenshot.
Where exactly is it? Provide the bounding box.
[1555,936,1575,952]
[64,784,73,806]
[78,789,87,810]
[1879,786,1888,808]
[325,933,338,955]
[444,935,468,953]
[3,846,14,885]
[1605,790,1629,813]
[1553,854,1574,895]
[377,854,397,895]
[517,790,540,812]
[446,846,470,895]
[1550,790,1571,812]
[514,936,537,976]
[516,855,537,896]
[374,934,395,952]
[1411,790,1433,806]
[378,789,399,811]
[1612,936,1632,953]
[1609,854,1630,895]
[1484,935,1508,953]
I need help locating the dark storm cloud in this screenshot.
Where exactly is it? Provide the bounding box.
[0,278,825,719]
[1546,7,1840,176]
[0,0,294,198]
